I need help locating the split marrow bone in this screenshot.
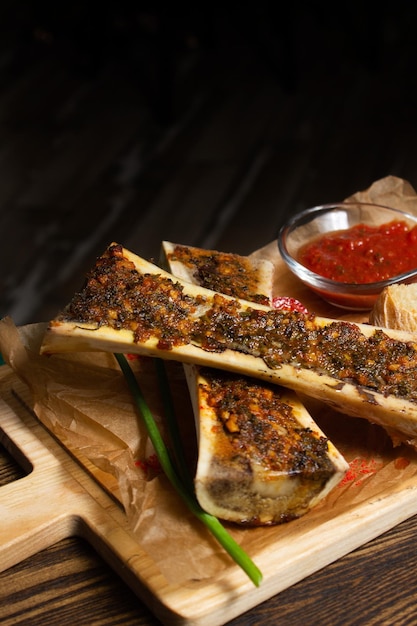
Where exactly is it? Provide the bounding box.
[162,241,348,524]
[41,243,417,448]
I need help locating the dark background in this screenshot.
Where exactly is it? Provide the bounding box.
[2,1,417,324]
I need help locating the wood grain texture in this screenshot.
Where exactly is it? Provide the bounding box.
[0,442,27,486]
[0,538,160,626]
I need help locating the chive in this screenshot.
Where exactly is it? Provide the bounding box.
[114,353,263,587]
[153,358,194,492]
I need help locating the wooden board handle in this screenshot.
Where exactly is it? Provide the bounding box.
[0,468,78,570]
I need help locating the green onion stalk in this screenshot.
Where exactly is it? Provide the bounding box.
[114,353,262,587]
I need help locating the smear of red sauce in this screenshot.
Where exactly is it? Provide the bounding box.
[299,220,417,284]
[394,457,410,470]
[272,296,308,313]
[340,455,410,488]
[135,454,162,476]
[340,458,383,487]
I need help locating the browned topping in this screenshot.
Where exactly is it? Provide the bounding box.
[168,244,270,305]
[62,243,206,348]
[60,243,417,402]
[200,368,333,476]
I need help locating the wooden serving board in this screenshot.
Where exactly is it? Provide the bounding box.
[3,242,417,626]
[4,370,417,626]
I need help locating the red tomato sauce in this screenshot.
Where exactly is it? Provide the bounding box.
[298,220,417,284]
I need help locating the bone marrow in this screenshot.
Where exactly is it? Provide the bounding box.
[162,242,347,525]
[41,242,417,446]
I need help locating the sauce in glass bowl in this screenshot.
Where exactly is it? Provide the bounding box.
[298,220,417,284]
[277,203,417,310]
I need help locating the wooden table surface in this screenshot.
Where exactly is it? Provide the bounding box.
[3,4,417,624]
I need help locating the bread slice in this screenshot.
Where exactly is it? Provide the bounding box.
[370,283,417,332]
[41,243,417,449]
[161,241,348,524]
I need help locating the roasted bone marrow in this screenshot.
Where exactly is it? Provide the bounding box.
[162,241,347,524]
[186,364,347,524]
[41,242,417,447]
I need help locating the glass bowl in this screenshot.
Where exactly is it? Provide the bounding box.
[277,202,417,310]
